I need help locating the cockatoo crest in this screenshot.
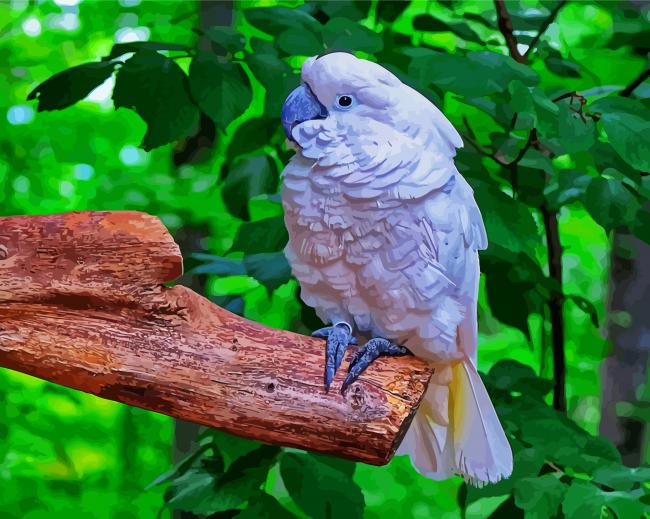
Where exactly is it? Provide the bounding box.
[297,53,463,159]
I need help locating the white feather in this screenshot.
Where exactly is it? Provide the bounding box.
[282,52,512,485]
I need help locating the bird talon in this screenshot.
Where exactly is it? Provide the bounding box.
[340,338,409,393]
[312,323,356,389]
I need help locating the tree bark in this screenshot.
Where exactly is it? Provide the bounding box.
[0,211,432,465]
[600,230,650,466]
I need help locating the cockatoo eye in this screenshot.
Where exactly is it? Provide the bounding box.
[335,94,355,110]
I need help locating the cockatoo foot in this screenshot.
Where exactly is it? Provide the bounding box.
[312,323,358,391]
[341,338,409,394]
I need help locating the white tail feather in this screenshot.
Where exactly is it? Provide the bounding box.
[398,359,513,485]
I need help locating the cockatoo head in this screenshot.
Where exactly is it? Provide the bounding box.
[281,51,462,158]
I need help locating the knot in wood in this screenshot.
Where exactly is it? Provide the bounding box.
[348,385,365,410]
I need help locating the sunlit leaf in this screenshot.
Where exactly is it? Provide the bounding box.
[27,62,117,111]
[104,41,192,61]
[566,294,599,327]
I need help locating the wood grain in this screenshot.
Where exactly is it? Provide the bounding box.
[0,211,432,465]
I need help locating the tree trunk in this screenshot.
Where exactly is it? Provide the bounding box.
[600,230,650,466]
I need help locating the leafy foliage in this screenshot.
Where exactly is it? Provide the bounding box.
[10,0,650,518]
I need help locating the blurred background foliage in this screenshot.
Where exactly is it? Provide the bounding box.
[2,0,650,517]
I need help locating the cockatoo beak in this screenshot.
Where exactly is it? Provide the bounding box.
[281,83,328,142]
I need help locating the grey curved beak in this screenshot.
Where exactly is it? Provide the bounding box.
[281,83,328,142]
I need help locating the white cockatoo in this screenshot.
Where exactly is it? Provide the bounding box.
[280,51,512,485]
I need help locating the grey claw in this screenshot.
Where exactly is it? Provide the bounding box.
[341,338,409,393]
[312,323,356,390]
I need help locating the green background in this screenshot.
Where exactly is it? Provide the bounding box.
[1,0,649,518]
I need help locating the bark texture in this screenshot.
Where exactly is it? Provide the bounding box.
[601,231,650,466]
[0,211,433,465]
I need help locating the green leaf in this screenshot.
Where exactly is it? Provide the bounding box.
[103,41,192,60]
[407,50,538,98]
[470,180,540,256]
[531,88,560,139]
[514,474,567,519]
[562,481,604,519]
[482,250,546,338]
[546,170,593,209]
[243,252,292,293]
[562,481,645,519]
[543,48,581,78]
[583,177,640,231]
[165,468,219,514]
[592,464,650,491]
[189,254,246,276]
[27,61,117,111]
[245,6,321,36]
[412,14,484,45]
[238,492,297,519]
[146,443,212,490]
[277,28,325,56]
[226,116,279,164]
[520,417,586,466]
[566,295,599,327]
[208,429,262,470]
[508,80,535,114]
[189,54,252,129]
[189,252,291,294]
[557,101,597,154]
[488,360,553,398]
[590,97,650,173]
[246,53,300,116]
[280,453,364,519]
[112,51,200,151]
[166,446,279,515]
[375,1,409,23]
[230,216,288,255]
[322,18,383,53]
[222,155,278,220]
[203,26,247,54]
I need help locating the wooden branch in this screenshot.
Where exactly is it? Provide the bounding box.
[0,211,432,465]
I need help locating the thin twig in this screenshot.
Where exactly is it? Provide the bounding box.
[494,0,526,63]
[461,117,508,167]
[493,0,567,414]
[524,1,568,59]
[620,68,650,98]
